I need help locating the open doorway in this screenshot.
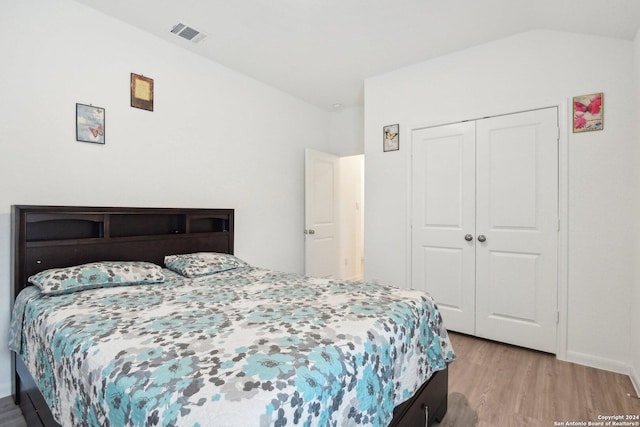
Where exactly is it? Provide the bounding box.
[305,149,364,280]
[338,155,364,281]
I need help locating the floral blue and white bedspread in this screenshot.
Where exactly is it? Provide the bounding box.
[10,267,454,427]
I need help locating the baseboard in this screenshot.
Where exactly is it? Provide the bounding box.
[565,350,631,376]
[0,383,11,401]
[630,363,640,397]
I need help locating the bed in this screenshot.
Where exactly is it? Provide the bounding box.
[10,205,454,427]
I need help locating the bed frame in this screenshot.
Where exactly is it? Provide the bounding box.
[11,205,448,427]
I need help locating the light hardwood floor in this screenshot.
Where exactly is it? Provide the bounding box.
[0,395,27,427]
[2,333,638,426]
[439,332,640,427]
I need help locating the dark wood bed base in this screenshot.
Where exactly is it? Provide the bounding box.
[11,205,448,427]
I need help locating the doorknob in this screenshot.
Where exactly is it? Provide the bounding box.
[305,229,316,235]
[477,234,486,242]
[464,234,473,242]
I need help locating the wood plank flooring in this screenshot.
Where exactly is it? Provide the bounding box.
[0,396,27,427]
[1,333,638,426]
[438,332,640,427]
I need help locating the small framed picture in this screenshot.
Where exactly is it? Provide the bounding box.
[573,93,603,133]
[76,103,105,144]
[131,73,154,111]
[383,124,399,152]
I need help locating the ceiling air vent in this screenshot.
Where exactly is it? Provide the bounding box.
[170,23,207,44]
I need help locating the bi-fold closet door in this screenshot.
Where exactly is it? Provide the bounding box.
[411,108,559,353]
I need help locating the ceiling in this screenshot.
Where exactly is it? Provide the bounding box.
[75,0,640,111]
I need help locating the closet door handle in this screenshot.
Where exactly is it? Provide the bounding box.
[464,234,473,242]
[477,234,486,242]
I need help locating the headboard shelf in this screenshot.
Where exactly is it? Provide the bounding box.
[16,207,232,241]
[24,231,230,247]
[109,213,187,237]
[25,237,105,248]
[12,205,234,299]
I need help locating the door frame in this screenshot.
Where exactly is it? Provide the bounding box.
[405,101,570,360]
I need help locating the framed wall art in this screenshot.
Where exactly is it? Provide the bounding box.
[383,124,399,152]
[131,73,154,111]
[573,92,603,133]
[76,103,105,144]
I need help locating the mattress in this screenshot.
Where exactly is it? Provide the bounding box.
[10,266,454,426]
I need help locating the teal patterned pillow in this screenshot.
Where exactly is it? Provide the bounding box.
[29,261,165,295]
[164,252,249,278]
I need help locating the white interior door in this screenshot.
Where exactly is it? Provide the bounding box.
[411,122,476,334]
[411,108,559,353]
[475,108,558,353]
[305,149,340,278]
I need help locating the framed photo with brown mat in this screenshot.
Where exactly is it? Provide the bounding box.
[131,73,154,111]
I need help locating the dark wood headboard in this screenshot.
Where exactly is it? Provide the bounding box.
[11,205,234,300]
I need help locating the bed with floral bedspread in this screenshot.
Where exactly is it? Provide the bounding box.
[10,259,454,427]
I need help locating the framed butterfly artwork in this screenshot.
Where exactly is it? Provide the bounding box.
[573,92,603,133]
[76,103,105,144]
[383,123,399,152]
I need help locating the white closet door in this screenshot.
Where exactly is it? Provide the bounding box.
[411,108,559,353]
[411,122,476,334]
[475,108,558,353]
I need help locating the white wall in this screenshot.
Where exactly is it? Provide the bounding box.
[364,30,636,375]
[0,0,331,398]
[329,106,364,156]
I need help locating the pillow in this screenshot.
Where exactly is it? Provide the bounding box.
[164,252,249,278]
[29,261,165,295]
